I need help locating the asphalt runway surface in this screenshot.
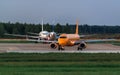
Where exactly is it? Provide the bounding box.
[0,43,120,53]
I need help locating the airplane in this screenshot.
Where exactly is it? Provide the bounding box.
[5,20,116,50]
[46,20,116,50]
[27,20,57,41]
[5,20,58,42]
[49,20,86,50]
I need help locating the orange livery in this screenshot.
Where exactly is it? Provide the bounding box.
[50,21,87,50]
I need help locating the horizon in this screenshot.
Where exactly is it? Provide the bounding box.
[1,21,120,26]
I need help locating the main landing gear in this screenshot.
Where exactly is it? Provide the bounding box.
[77,47,83,51]
[57,45,83,51]
[58,45,65,51]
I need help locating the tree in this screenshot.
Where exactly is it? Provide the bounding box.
[44,23,51,32]
[63,23,71,33]
[55,23,62,33]
[0,23,5,37]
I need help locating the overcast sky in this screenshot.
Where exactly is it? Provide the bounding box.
[0,0,120,25]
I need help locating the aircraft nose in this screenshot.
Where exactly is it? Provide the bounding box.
[58,38,67,46]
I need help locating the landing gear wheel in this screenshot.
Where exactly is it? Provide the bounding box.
[61,47,65,50]
[77,47,83,51]
[80,48,83,51]
[77,47,79,50]
[58,45,65,51]
[58,46,61,51]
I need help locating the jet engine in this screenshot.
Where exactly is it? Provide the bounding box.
[49,32,56,40]
[78,42,87,50]
[50,43,58,49]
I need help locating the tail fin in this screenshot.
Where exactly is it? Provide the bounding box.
[42,19,43,31]
[75,20,79,34]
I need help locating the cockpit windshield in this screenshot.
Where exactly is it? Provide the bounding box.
[59,36,67,38]
[42,33,48,35]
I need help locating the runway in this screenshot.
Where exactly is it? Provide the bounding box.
[6,50,120,53]
[0,43,120,53]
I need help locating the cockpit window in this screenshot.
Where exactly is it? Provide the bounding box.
[59,36,67,38]
[42,33,48,35]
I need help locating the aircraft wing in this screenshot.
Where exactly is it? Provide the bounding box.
[75,39,116,45]
[4,33,27,37]
[27,32,39,36]
[4,33,58,43]
[84,39,116,43]
[80,35,86,38]
[80,34,93,38]
[27,38,58,43]
[4,33,39,39]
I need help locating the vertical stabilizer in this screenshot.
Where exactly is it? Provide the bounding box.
[42,19,43,31]
[75,20,79,34]
[52,20,55,32]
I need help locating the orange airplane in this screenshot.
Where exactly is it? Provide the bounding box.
[50,21,87,50]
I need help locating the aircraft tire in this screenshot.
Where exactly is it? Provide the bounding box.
[77,47,83,51]
[58,45,65,51]
[58,45,61,51]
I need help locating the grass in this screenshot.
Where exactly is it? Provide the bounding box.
[0,61,120,75]
[0,53,120,75]
[0,53,120,62]
[0,39,120,47]
[0,40,34,43]
[113,43,120,46]
[86,40,120,46]
[0,39,120,48]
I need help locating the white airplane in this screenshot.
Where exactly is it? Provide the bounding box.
[5,20,58,42]
[27,20,57,41]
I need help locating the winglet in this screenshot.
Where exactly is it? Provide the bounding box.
[75,20,79,34]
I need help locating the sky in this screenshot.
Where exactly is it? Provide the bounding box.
[0,0,120,25]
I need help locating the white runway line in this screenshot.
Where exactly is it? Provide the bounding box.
[6,50,120,53]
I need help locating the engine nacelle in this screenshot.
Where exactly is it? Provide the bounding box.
[49,32,56,40]
[50,43,58,49]
[78,42,87,50]
[80,43,87,48]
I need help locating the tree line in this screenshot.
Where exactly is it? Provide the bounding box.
[0,22,120,38]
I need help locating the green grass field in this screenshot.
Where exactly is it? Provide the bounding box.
[0,53,120,75]
[0,62,120,75]
[87,40,120,46]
